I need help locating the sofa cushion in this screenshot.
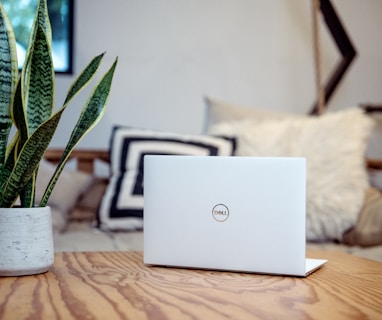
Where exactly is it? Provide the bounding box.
[70,177,109,221]
[204,96,301,130]
[36,159,93,232]
[97,127,236,231]
[208,106,374,241]
[342,187,382,247]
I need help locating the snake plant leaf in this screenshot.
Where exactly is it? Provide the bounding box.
[64,53,105,105]
[10,126,35,207]
[39,58,118,207]
[0,3,18,166]
[11,80,33,206]
[0,132,18,188]
[0,133,18,194]
[22,24,54,137]
[10,80,28,147]
[0,110,64,207]
[19,174,36,208]
[33,54,108,207]
[25,0,52,59]
[65,58,118,151]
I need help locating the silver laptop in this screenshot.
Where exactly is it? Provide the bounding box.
[143,155,327,277]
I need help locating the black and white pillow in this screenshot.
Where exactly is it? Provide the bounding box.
[97,127,236,231]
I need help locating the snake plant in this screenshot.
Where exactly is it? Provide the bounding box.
[0,0,117,208]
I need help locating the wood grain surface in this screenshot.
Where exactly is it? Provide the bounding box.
[1,251,381,319]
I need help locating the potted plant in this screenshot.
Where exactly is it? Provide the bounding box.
[0,0,117,276]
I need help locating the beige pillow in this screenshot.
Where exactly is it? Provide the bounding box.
[342,187,382,247]
[70,177,108,221]
[204,96,301,130]
[209,108,375,241]
[35,160,93,232]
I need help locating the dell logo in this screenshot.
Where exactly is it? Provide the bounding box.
[212,204,229,222]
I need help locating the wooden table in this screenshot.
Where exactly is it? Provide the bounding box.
[1,251,381,319]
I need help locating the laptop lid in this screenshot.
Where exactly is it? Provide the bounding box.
[143,155,326,276]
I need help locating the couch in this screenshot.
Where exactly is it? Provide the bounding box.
[42,99,382,262]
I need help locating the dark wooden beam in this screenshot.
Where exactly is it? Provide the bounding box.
[310,0,357,115]
[360,104,382,114]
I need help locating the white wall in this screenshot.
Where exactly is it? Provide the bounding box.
[52,0,382,158]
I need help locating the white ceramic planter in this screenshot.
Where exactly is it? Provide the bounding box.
[0,206,54,276]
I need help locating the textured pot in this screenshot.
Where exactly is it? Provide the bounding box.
[0,206,54,276]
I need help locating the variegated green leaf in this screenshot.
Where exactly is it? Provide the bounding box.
[25,0,52,58]
[0,3,18,165]
[10,79,28,147]
[22,24,54,136]
[71,58,118,142]
[40,58,118,207]
[0,132,18,190]
[19,174,35,208]
[0,110,63,207]
[64,53,105,105]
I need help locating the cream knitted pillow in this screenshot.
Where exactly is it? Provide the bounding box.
[209,108,375,241]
